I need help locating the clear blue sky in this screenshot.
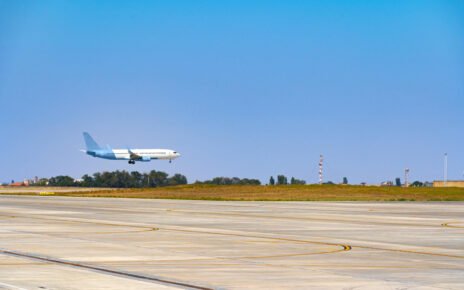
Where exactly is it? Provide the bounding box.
[1,1,463,184]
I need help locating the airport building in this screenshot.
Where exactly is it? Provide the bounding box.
[433,180,464,188]
[10,182,27,187]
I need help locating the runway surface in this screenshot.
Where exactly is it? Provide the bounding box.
[0,196,463,289]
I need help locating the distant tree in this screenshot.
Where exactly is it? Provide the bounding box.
[231,177,241,185]
[168,174,188,186]
[269,176,275,185]
[277,175,288,185]
[290,177,306,185]
[410,181,424,187]
[36,178,49,186]
[239,178,261,185]
[210,177,231,185]
[48,176,75,187]
[130,171,143,187]
[92,172,102,186]
[343,177,348,185]
[395,178,402,187]
[80,174,93,187]
[113,170,132,188]
[147,170,169,187]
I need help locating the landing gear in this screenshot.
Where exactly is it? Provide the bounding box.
[128,160,135,165]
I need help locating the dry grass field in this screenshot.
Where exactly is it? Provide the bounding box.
[2,184,464,201]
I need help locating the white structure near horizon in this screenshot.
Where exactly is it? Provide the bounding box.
[318,154,324,185]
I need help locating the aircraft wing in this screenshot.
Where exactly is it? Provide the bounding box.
[128,149,142,160]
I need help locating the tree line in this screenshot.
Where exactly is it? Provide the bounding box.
[269,175,306,185]
[42,173,318,187]
[45,170,187,188]
[43,171,262,188]
[195,177,261,185]
[34,172,395,188]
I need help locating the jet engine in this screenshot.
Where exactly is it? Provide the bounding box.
[140,156,151,162]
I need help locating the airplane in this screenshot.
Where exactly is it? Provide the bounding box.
[81,132,181,164]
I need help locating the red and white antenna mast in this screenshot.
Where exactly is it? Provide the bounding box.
[404,168,410,187]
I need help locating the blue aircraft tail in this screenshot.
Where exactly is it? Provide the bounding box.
[83,132,102,151]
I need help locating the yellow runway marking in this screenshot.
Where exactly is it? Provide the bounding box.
[441,222,464,229]
[159,227,352,259]
[354,245,464,259]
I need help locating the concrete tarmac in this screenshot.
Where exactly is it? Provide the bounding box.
[0,196,463,289]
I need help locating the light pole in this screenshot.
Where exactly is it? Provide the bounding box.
[404,168,410,188]
[318,155,324,185]
[444,153,448,187]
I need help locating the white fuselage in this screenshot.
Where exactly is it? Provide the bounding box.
[86,148,180,162]
[111,149,179,160]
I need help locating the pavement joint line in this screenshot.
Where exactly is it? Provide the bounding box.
[1,205,451,228]
[0,249,213,290]
[0,281,29,290]
[0,213,158,232]
[162,209,451,228]
[9,228,159,235]
[44,205,452,229]
[4,228,164,254]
